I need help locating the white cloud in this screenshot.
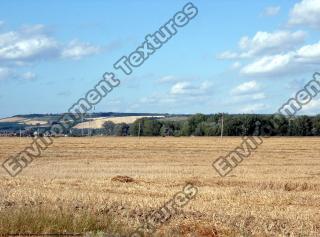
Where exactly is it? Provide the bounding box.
[251,93,266,100]
[217,51,240,60]
[0,24,105,81]
[0,31,58,62]
[230,81,266,104]
[296,41,320,62]
[21,72,36,80]
[0,68,38,81]
[263,6,281,16]
[0,25,60,63]
[21,24,47,34]
[241,53,295,76]
[231,81,260,95]
[133,80,214,111]
[231,61,241,69]
[61,40,102,60]
[170,81,212,96]
[241,31,305,55]
[218,31,305,59]
[170,82,196,95]
[289,0,320,28]
[299,98,320,115]
[241,40,320,77]
[157,75,178,83]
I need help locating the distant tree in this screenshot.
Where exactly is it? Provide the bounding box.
[143,119,162,136]
[207,114,220,123]
[180,121,191,136]
[188,114,207,135]
[114,123,129,136]
[223,116,242,136]
[312,115,320,135]
[103,121,115,135]
[294,116,313,136]
[270,114,289,136]
[129,119,144,136]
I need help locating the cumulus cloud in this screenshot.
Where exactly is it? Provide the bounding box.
[241,40,320,77]
[0,31,59,62]
[231,81,260,95]
[0,24,105,81]
[170,81,212,96]
[217,51,240,60]
[0,24,103,63]
[241,53,295,76]
[299,98,320,115]
[61,40,102,60]
[0,68,38,81]
[263,6,281,16]
[288,0,320,28]
[157,75,178,84]
[218,31,306,59]
[296,41,320,63]
[230,81,266,104]
[132,79,214,111]
[240,31,305,55]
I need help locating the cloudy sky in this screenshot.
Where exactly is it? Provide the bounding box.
[1,0,320,118]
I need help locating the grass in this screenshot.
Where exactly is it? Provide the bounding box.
[0,137,320,236]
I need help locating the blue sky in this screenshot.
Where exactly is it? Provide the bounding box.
[1,0,320,118]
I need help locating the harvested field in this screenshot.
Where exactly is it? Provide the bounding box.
[0,137,319,236]
[0,117,26,123]
[0,117,48,125]
[73,116,164,129]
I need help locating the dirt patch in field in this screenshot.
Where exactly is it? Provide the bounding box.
[111,176,135,183]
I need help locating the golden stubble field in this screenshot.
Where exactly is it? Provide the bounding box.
[0,137,320,236]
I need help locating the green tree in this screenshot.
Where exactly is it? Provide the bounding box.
[312,115,320,135]
[180,121,191,136]
[103,121,115,135]
[143,119,162,136]
[188,114,207,135]
[114,123,129,136]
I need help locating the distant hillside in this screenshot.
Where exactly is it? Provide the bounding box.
[0,112,181,134]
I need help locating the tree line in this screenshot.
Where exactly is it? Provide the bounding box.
[70,114,320,137]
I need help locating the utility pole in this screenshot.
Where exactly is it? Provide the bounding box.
[220,113,224,139]
[138,122,141,139]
